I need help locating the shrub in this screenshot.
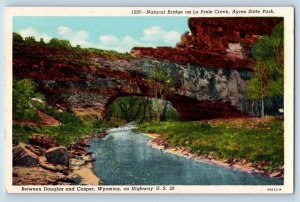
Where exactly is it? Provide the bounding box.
[13,79,44,121]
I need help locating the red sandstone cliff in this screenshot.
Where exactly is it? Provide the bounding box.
[131,17,283,70]
[13,17,283,121]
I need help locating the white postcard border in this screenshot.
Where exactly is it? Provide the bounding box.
[4,7,295,194]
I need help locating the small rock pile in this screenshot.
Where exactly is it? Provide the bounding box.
[13,131,108,185]
[13,134,68,172]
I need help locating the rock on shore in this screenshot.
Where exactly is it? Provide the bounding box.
[12,131,108,185]
[29,134,57,149]
[45,146,69,167]
[13,143,39,166]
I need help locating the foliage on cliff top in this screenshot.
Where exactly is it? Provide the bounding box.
[83,48,133,60]
[13,32,133,61]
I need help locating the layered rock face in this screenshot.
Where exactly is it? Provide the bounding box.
[131,17,283,69]
[13,17,282,120]
[13,45,250,120]
[13,143,39,166]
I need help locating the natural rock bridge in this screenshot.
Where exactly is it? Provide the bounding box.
[13,17,282,120]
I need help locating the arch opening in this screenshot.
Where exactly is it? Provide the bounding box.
[104,95,179,123]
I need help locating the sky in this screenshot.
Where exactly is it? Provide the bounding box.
[13,16,189,52]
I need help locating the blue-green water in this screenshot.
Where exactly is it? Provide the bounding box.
[90,127,283,185]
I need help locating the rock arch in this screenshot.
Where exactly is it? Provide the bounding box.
[14,50,251,120]
[13,17,283,120]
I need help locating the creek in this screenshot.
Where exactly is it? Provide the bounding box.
[90,124,283,185]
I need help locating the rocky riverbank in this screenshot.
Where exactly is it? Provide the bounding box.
[144,133,284,179]
[13,132,108,185]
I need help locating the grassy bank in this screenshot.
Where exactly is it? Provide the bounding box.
[12,78,125,146]
[137,117,283,171]
[13,106,123,146]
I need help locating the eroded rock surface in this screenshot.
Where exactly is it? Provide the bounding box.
[45,146,69,167]
[131,17,283,69]
[29,134,57,149]
[13,143,39,166]
[13,17,282,120]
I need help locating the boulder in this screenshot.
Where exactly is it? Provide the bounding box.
[279,165,284,174]
[13,143,39,166]
[244,162,253,167]
[45,146,69,166]
[24,144,46,156]
[162,142,170,149]
[29,134,57,149]
[39,156,69,175]
[270,172,282,178]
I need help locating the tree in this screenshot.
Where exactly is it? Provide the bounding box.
[138,97,151,123]
[49,38,72,48]
[13,32,24,43]
[109,96,143,122]
[39,38,45,45]
[25,36,36,44]
[13,79,45,120]
[247,22,283,117]
[149,67,175,122]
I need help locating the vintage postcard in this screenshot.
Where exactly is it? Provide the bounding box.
[4,7,294,193]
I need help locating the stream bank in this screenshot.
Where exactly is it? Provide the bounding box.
[143,133,283,179]
[13,131,108,185]
[89,125,283,185]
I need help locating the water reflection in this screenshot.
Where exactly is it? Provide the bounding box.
[90,129,283,185]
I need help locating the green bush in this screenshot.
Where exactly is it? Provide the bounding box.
[24,36,37,45]
[13,32,24,43]
[13,108,117,145]
[13,79,44,121]
[49,38,72,49]
[12,79,120,145]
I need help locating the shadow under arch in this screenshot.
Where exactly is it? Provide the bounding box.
[104,94,180,123]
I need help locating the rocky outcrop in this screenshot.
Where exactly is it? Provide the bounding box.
[13,17,282,120]
[13,143,39,166]
[29,134,57,149]
[45,146,69,167]
[23,144,46,156]
[36,110,60,126]
[39,156,69,174]
[131,17,282,69]
[13,47,250,120]
[12,133,103,185]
